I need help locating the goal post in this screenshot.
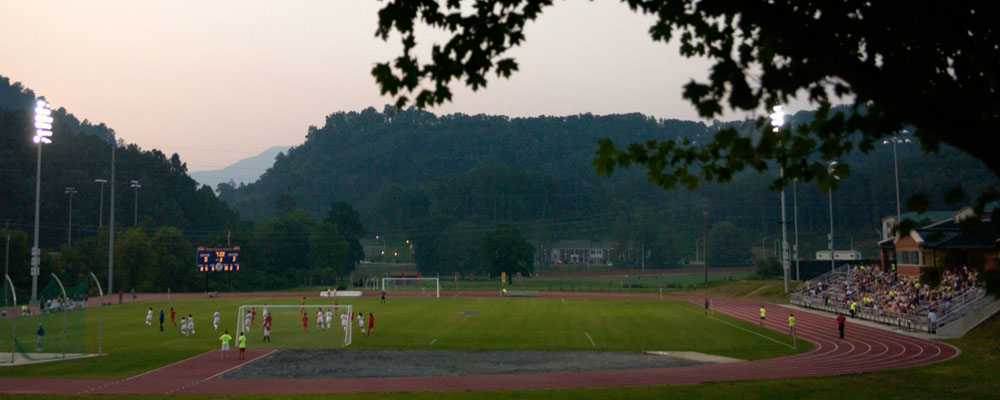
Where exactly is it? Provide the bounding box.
[236,304,353,347]
[381,277,440,298]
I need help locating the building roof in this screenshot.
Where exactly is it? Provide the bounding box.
[917,216,1000,250]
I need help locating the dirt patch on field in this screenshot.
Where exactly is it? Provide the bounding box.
[222,349,704,379]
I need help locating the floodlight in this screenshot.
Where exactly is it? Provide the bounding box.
[769,105,785,132]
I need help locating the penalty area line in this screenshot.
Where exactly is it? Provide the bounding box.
[430,338,437,345]
[585,332,596,348]
[708,316,795,349]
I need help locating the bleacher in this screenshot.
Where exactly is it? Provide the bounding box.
[792,264,986,334]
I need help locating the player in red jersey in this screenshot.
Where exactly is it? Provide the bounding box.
[301,312,308,332]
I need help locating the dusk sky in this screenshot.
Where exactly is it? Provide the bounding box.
[1,1,810,171]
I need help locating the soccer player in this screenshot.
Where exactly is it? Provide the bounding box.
[759,305,766,326]
[244,310,252,332]
[170,307,177,326]
[325,308,333,330]
[334,299,338,315]
[238,332,247,360]
[36,324,44,352]
[836,313,846,339]
[251,307,257,327]
[263,313,272,343]
[159,309,165,332]
[788,313,795,336]
[340,312,349,331]
[301,312,308,332]
[704,298,710,316]
[180,317,189,337]
[219,330,232,359]
[381,290,386,304]
[367,313,374,336]
[188,314,196,335]
[145,307,153,326]
[316,308,325,330]
[213,310,220,331]
[357,311,365,334]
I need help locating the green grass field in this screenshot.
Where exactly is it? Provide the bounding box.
[346,270,754,294]
[1,280,996,399]
[0,294,804,379]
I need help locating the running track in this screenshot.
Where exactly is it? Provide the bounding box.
[0,292,959,395]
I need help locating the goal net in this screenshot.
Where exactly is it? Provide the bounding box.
[381,277,439,298]
[236,304,353,347]
[0,276,91,364]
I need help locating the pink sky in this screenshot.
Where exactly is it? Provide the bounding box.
[1,1,809,170]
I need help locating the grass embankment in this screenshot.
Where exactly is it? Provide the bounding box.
[0,296,803,379]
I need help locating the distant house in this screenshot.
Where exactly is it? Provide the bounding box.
[541,240,634,265]
[879,203,1000,276]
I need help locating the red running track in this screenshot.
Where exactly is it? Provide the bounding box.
[0,293,959,395]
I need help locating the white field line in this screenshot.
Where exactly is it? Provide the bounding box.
[708,316,796,349]
[430,338,437,345]
[585,332,596,348]
[123,350,208,381]
[167,349,279,394]
[561,297,566,304]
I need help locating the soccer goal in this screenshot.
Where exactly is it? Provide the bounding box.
[236,304,353,347]
[381,277,440,298]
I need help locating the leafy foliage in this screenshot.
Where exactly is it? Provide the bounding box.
[480,225,535,283]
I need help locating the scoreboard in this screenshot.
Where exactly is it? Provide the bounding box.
[196,246,241,272]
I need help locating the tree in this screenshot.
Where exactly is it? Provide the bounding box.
[150,226,196,292]
[115,228,154,291]
[481,225,534,283]
[706,222,750,268]
[372,0,1000,293]
[374,1,998,186]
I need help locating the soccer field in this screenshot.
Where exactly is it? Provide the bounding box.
[0,295,806,379]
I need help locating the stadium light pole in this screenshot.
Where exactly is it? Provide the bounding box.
[30,99,54,302]
[828,161,840,274]
[769,105,790,293]
[793,180,800,281]
[64,187,77,247]
[94,179,107,229]
[883,130,912,223]
[130,180,141,226]
[107,134,116,295]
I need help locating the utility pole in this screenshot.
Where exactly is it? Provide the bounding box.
[108,136,116,295]
[65,187,77,246]
[703,207,708,284]
[4,221,9,308]
[793,180,800,281]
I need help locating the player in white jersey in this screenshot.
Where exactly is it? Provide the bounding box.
[325,309,333,330]
[357,311,365,334]
[180,317,189,337]
[244,311,252,332]
[145,307,153,326]
[316,308,325,330]
[213,310,220,331]
[340,312,349,330]
[187,314,195,335]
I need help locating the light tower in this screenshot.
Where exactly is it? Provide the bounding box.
[94,179,107,228]
[64,187,77,246]
[130,180,141,225]
[31,99,54,301]
[769,105,790,293]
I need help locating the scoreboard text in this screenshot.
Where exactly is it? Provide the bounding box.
[196,246,241,272]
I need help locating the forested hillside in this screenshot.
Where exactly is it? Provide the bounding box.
[0,75,235,245]
[222,106,997,273]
